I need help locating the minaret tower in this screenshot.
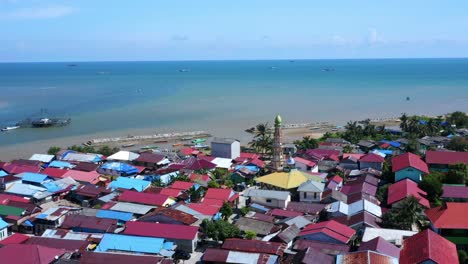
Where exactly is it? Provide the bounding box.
[271,114,284,171]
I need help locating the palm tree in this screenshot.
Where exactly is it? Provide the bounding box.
[427,119,440,136]
[400,113,409,132]
[381,196,426,231]
[294,136,319,150]
[249,122,273,155]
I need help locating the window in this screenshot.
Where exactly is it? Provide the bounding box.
[303,192,307,199]
[266,199,272,203]
[314,193,317,199]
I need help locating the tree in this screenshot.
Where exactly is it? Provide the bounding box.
[208,180,220,188]
[97,145,120,156]
[446,163,468,185]
[376,184,390,207]
[343,121,363,144]
[400,113,409,132]
[447,111,468,128]
[458,250,468,264]
[419,172,444,205]
[342,145,354,154]
[200,219,240,241]
[220,202,233,221]
[447,137,468,152]
[239,207,250,216]
[249,123,273,156]
[293,136,318,151]
[244,230,256,240]
[381,196,426,231]
[189,186,204,203]
[47,146,61,155]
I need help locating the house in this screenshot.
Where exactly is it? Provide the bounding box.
[359,153,385,171]
[211,138,241,159]
[294,157,319,172]
[334,211,381,231]
[61,215,118,233]
[138,207,198,225]
[336,250,398,264]
[441,185,468,202]
[118,190,175,207]
[3,182,52,204]
[24,236,90,251]
[425,150,468,172]
[75,252,164,264]
[357,140,377,152]
[73,184,111,206]
[95,234,174,256]
[286,202,326,215]
[273,224,301,246]
[298,220,356,245]
[399,229,459,264]
[284,216,312,229]
[339,156,360,170]
[298,180,325,203]
[0,244,67,264]
[61,152,103,163]
[181,156,217,172]
[29,154,55,164]
[235,217,280,237]
[123,221,198,252]
[256,169,323,190]
[62,169,101,185]
[96,210,134,222]
[108,202,155,216]
[133,152,169,168]
[358,236,401,259]
[41,167,68,179]
[203,248,278,264]
[204,188,239,206]
[292,247,335,264]
[294,239,350,256]
[222,238,286,256]
[244,189,291,208]
[387,179,430,208]
[33,207,80,235]
[0,217,8,240]
[98,162,140,176]
[425,202,468,247]
[48,160,74,169]
[326,175,343,190]
[108,177,151,192]
[392,152,429,183]
[107,151,140,162]
[362,227,417,247]
[269,209,303,219]
[326,199,382,218]
[73,162,100,172]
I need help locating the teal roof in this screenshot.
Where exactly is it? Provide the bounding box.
[21,173,50,183]
[0,217,8,229]
[48,161,74,169]
[96,210,133,222]
[108,177,151,192]
[96,234,165,254]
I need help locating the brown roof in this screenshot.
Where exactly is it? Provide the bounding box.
[134,153,166,164]
[61,215,118,233]
[294,240,350,256]
[80,251,163,264]
[336,250,397,264]
[222,238,286,256]
[139,207,198,225]
[73,162,100,172]
[24,237,90,251]
[293,247,335,264]
[286,202,326,215]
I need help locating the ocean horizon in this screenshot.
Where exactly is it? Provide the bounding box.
[0,58,467,148]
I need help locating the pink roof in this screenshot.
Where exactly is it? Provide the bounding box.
[159,188,182,198]
[182,157,217,171]
[0,194,31,204]
[240,152,261,159]
[425,150,468,165]
[189,173,210,183]
[400,229,458,264]
[387,179,429,208]
[441,185,468,199]
[392,152,429,174]
[171,181,194,190]
[299,220,356,244]
[2,164,41,175]
[198,155,216,162]
[202,198,224,207]
[188,203,220,216]
[118,190,170,206]
[179,148,200,156]
[0,233,30,245]
[222,238,285,255]
[306,149,341,158]
[342,154,365,160]
[247,158,265,168]
[62,170,100,184]
[0,244,66,264]
[425,202,468,229]
[124,222,198,240]
[204,188,233,202]
[360,153,385,163]
[41,168,68,178]
[270,209,303,218]
[294,157,317,167]
[329,175,343,184]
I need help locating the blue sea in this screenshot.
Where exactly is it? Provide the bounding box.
[0,59,467,147]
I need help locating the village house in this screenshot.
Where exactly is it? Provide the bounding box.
[211,137,241,159]
[387,179,430,208]
[297,220,356,245]
[358,153,385,171]
[425,150,468,172]
[441,185,468,202]
[297,180,325,203]
[294,157,319,172]
[0,217,8,240]
[202,248,279,264]
[133,152,169,168]
[425,202,468,248]
[33,207,80,235]
[392,152,429,183]
[362,227,417,247]
[244,189,291,209]
[358,236,401,259]
[336,250,398,264]
[95,233,174,256]
[235,217,280,237]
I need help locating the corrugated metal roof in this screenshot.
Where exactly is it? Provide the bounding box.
[124,221,198,240]
[96,234,165,254]
[18,172,50,183]
[96,210,133,222]
[29,154,54,163]
[222,238,285,255]
[244,189,290,200]
[110,202,155,215]
[108,177,151,192]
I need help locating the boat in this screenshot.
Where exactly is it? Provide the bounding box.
[179,69,190,72]
[181,137,193,141]
[122,143,135,148]
[141,145,158,150]
[67,64,77,67]
[154,140,168,143]
[192,138,206,144]
[31,118,53,127]
[172,143,183,147]
[194,143,209,149]
[1,126,20,132]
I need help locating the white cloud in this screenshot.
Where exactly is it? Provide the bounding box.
[2,6,76,20]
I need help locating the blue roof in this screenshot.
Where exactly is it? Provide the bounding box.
[0,170,8,177]
[100,162,139,175]
[419,120,428,125]
[374,149,394,155]
[250,203,270,213]
[42,182,63,193]
[96,210,133,222]
[0,217,8,229]
[48,160,74,169]
[108,177,151,192]
[23,220,34,227]
[21,173,50,183]
[380,140,401,148]
[96,234,165,254]
[235,165,260,173]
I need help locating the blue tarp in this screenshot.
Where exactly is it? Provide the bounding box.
[108,177,151,192]
[0,170,8,177]
[381,140,401,148]
[0,217,8,229]
[21,173,50,183]
[419,120,428,125]
[100,162,139,175]
[250,203,270,213]
[96,210,133,222]
[49,160,74,169]
[235,165,260,173]
[374,149,393,156]
[43,182,63,193]
[96,234,165,254]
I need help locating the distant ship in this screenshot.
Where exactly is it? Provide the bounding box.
[179,69,190,72]
[67,64,78,67]
[323,68,335,72]
[1,126,20,132]
[406,96,411,101]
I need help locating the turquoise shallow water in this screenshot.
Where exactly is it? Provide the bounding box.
[0,59,467,147]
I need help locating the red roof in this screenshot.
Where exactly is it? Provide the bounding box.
[359,153,385,163]
[41,167,68,178]
[342,154,365,160]
[387,179,430,208]
[202,198,224,207]
[61,215,118,233]
[118,190,170,206]
[392,152,429,174]
[0,194,31,204]
[0,244,66,264]
[441,185,468,199]
[269,209,303,218]
[182,156,217,171]
[426,150,468,165]
[299,220,356,244]
[294,157,317,167]
[123,221,198,240]
[247,158,266,168]
[222,238,286,255]
[134,152,166,164]
[329,175,343,184]
[171,181,193,190]
[188,203,220,216]
[159,188,182,197]
[80,252,162,264]
[2,164,41,175]
[425,202,468,229]
[62,170,100,184]
[306,149,341,159]
[400,229,458,264]
[189,173,210,183]
[0,233,30,245]
[179,147,200,156]
[240,152,261,159]
[204,188,233,202]
[358,236,400,259]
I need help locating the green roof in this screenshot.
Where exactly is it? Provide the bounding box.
[0,205,25,216]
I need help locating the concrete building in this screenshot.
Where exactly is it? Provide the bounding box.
[244,189,291,209]
[211,138,241,159]
[271,115,284,171]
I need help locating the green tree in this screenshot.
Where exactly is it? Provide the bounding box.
[239,207,250,216]
[447,137,468,152]
[189,186,204,203]
[381,196,426,231]
[376,184,390,207]
[97,145,120,156]
[381,161,394,183]
[208,180,220,188]
[244,231,257,240]
[447,111,468,128]
[249,123,273,156]
[200,219,240,241]
[293,136,319,151]
[400,113,409,132]
[458,250,468,264]
[343,121,363,144]
[446,163,468,185]
[47,146,61,155]
[220,202,233,221]
[419,172,444,205]
[342,145,354,154]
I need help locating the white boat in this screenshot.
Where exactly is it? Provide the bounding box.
[1,126,20,131]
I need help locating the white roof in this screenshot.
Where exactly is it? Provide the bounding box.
[62,153,99,163]
[362,227,417,245]
[297,181,325,193]
[244,189,290,200]
[212,157,233,169]
[110,202,155,215]
[226,251,261,264]
[29,154,54,163]
[327,200,381,217]
[107,151,140,161]
[284,216,312,229]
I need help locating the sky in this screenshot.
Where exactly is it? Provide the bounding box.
[1,0,468,62]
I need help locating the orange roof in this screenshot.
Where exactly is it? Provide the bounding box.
[425,202,468,229]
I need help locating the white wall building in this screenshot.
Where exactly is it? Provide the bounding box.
[211,138,241,159]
